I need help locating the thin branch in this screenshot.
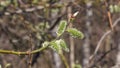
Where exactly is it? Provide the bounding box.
[90,47,117,68]
[104,0,113,30]
[107,11,113,30]
[0,45,48,55]
[67,6,75,68]
[59,52,69,68]
[89,17,120,62]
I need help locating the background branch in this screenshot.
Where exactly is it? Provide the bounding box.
[89,17,120,63]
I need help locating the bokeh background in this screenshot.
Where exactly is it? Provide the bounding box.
[0,0,120,68]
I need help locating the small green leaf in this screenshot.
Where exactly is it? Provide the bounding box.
[57,20,67,37]
[59,39,69,52]
[67,28,84,39]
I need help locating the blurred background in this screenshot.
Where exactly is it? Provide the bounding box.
[0,0,120,68]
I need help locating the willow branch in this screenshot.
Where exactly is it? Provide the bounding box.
[59,52,69,68]
[0,45,48,55]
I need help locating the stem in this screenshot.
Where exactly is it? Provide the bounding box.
[59,52,69,68]
[0,45,48,55]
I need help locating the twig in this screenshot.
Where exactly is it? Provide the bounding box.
[67,6,75,68]
[89,17,120,62]
[104,0,113,30]
[90,47,117,68]
[0,44,48,55]
[107,11,113,30]
[59,52,69,68]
